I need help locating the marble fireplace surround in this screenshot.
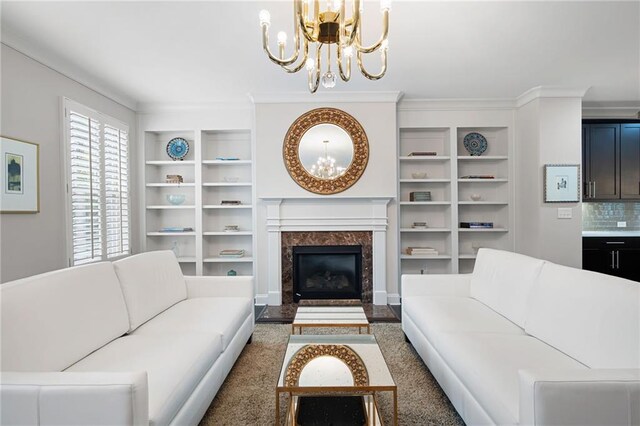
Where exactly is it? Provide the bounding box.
[282,231,373,304]
[262,197,392,305]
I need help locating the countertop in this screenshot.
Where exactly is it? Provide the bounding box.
[583,231,640,237]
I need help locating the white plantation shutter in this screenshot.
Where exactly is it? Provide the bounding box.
[64,99,130,266]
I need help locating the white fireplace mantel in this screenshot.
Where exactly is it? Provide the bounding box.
[260,197,392,305]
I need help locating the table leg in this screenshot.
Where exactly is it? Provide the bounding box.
[275,390,280,425]
[393,389,398,426]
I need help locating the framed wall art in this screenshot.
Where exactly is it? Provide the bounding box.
[544,164,580,203]
[1,136,40,213]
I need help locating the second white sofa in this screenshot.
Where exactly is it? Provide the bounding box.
[1,250,254,425]
[402,248,640,426]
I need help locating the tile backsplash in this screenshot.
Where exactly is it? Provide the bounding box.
[582,202,640,231]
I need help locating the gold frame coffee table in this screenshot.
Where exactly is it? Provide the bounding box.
[276,334,397,425]
[291,306,370,335]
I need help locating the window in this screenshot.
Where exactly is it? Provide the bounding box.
[63,98,130,265]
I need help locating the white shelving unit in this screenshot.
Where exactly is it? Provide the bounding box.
[397,126,513,278]
[143,129,255,277]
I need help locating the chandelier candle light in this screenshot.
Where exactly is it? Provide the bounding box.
[259,0,391,93]
[310,140,347,178]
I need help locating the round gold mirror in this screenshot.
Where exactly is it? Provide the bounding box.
[283,108,369,194]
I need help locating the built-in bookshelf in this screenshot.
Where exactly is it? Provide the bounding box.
[398,126,513,277]
[143,129,255,277]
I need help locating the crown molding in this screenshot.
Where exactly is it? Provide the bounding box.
[1,33,138,111]
[136,100,252,114]
[516,86,590,108]
[249,91,403,104]
[398,98,516,111]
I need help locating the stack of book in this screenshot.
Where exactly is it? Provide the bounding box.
[459,175,495,179]
[159,227,193,233]
[405,247,439,256]
[165,174,183,184]
[410,191,432,202]
[411,221,428,229]
[408,151,437,156]
[221,200,242,205]
[219,249,245,258]
[460,222,494,229]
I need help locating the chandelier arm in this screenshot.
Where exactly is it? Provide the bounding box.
[299,0,318,42]
[307,43,322,93]
[261,1,302,66]
[356,45,388,80]
[342,0,361,48]
[353,9,389,54]
[282,38,310,73]
[336,44,351,82]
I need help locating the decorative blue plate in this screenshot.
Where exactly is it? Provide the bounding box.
[166,137,189,161]
[463,132,488,156]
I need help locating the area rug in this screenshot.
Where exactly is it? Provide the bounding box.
[200,323,464,425]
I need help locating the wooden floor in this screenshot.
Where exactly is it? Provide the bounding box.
[255,303,401,323]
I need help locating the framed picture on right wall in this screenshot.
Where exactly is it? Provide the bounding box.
[544,164,580,203]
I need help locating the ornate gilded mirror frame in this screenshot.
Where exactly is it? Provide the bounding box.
[283,108,369,195]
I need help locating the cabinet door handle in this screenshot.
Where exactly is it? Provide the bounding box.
[611,251,616,269]
[592,181,596,198]
[584,182,589,198]
[616,250,620,269]
[605,241,625,245]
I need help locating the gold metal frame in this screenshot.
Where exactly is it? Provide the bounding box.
[0,135,40,214]
[292,323,371,335]
[283,107,369,195]
[285,344,369,387]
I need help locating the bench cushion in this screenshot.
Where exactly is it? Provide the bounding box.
[113,251,187,332]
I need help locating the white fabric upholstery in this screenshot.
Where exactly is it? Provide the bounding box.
[133,297,252,350]
[185,275,254,299]
[526,262,640,368]
[437,333,587,425]
[402,296,525,347]
[66,333,222,426]
[114,251,187,332]
[1,262,129,372]
[470,248,545,327]
[519,368,640,426]
[401,274,471,298]
[1,372,149,426]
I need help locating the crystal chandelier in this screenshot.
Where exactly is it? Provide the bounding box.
[259,0,391,93]
[310,140,347,178]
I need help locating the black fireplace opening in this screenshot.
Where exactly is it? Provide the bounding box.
[292,245,362,303]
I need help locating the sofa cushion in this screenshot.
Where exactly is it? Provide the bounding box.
[1,262,129,372]
[526,262,640,369]
[113,251,187,332]
[65,333,222,426]
[437,333,587,425]
[132,297,252,350]
[470,248,545,328]
[403,296,525,347]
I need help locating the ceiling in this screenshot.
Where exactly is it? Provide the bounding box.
[2,1,639,110]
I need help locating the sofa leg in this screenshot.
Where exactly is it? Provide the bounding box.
[246,334,253,345]
[404,333,410,344]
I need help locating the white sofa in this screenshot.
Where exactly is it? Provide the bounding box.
[402,248,640,426]
[1,250,254,426]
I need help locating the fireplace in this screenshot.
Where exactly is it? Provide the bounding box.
[292,245,362,302]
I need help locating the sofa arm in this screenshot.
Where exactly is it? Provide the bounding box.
[401,274,471,298]
[519,368,640,426]
[185,275,254,299]
[1,371,149,425]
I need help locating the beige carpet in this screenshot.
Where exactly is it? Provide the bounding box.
[200,323,464,425]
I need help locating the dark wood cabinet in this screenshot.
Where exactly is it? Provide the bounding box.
[583,237,640,282]
[583,120,640,201]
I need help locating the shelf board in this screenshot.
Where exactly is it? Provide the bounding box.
[146,160,195,166]
[204,257,254,263]
[202,160,252,165]
[457,156,508,161]
[399,156,450,162]
[146,183,195,187]
[458,201,508,205]
[399,179,451,183]
[459,254,477,259]
[203,231,253,236]
[400,201,451,206]
[400,228,451,233]
[146,232,196,236]
[457,178,508,183]
[202,182,252,187]
[203,204,252,209]
[177,257,197,263]
[459,228,509,232]
[401,255,452,260]
[146,205,196,209]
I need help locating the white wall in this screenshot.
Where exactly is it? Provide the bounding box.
[515,94,584,267]
[0,45,137,282]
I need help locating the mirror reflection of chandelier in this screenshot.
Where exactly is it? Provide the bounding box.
[310,140,347,179]
[259,0,391,93]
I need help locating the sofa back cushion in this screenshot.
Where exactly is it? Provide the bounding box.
[470,248,545,327]
[113,250,187,332]
[526,262,640,368]
[1,262,129,371]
